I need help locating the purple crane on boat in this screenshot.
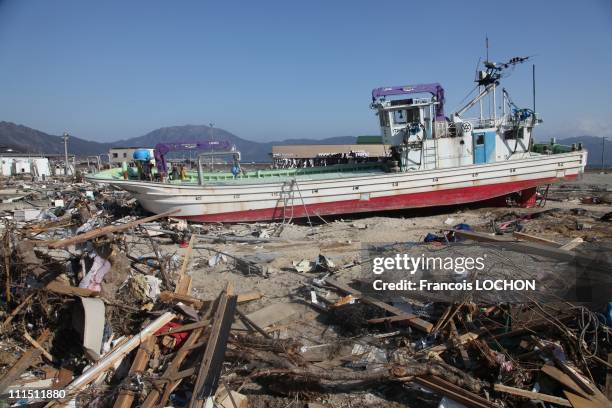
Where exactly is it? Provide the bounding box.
[154,140,233,176]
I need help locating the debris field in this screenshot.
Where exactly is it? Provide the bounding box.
[0,172,611,408]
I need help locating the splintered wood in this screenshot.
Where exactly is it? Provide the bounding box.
[190,285,237,408]
[43,209,180,249]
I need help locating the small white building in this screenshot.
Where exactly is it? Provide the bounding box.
[109,147,154,165]
[0,156,51,177]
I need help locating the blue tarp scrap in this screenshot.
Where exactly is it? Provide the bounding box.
[423,223,472,243]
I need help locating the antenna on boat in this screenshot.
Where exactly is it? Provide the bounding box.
[485,35,489,63]
[532,64,536,113]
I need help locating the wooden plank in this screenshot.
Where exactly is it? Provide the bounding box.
[512,232,584,252]
[1,292,35,329]
[142,327,206,408]
[559,237,584,251]
[453,229,577,262]
[159,291,206,309]
[449,318,470,368]
[44,312,175,407]
[159,291,261,309]
[190,286,238,408]
[367,314,423,324]
[554,362,612,407]
[493,383,572,406]
[53,368,73,389]
[45,280,99,297]
[0,330,50,393]
[431,304,454,333]
[541,365,592,399]
[233,303,299,331]
[236,291,262,303]
[23,331,53,362]
[43,209,180,249]
[563,391,606,408]
[325,279,433,333]
[414,376,494,408]
[175,234,196,296]
[513,231,560,246]
[113,336,156,408]
[555,361,597,397]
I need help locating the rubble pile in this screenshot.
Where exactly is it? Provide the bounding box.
[0,175,611,408]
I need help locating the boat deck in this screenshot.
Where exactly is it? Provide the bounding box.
[90,162,387,185]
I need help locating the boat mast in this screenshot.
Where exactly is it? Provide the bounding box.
[486,36,496,124]
[455,55,531,121]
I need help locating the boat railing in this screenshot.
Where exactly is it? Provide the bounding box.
[434,117,505,138]
[197,150,241,185]
[464,117,503,129]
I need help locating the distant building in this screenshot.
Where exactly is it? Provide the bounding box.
[0,154,51,177]
[109,147,154,165]
[271,144,390,168]
[271,144,389,159]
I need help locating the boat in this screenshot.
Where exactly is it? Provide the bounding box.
[87,56,587,222]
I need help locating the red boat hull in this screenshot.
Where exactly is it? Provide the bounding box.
[181,175,576,223]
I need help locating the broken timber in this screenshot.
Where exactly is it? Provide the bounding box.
[113,336,156,408]
[0,329,51,394]
[453,229,578,262]
[42,209,180,249]
[141,326,206,408]
[493,383,572,406]
[189,286,238,408]
[414,376,494,408]
[159,290,262,309]
[325,278,433,333]
[175,234,196,296]
[44,312,175,407]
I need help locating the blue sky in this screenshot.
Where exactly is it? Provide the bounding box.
[0,0,611,142]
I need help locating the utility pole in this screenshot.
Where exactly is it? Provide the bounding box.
[62,132,70,176]
[602,136,607,173]
[209,122,215,171]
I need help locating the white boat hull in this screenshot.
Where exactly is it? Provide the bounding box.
[91,151,587,222]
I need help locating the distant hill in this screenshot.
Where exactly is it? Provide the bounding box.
[0,121,111,156]
[1,121,609,165]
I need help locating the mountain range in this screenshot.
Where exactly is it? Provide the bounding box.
[0,121,355,162]
[0,121,609,166]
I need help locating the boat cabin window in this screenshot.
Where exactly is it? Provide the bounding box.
[392,108,419,125]
[393,110,407,124]
[476,134,485,145]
